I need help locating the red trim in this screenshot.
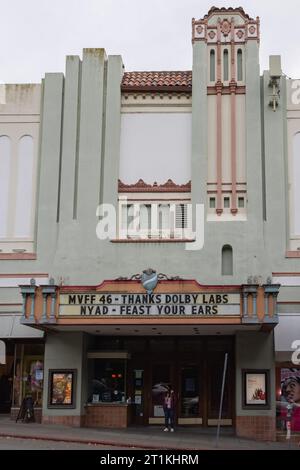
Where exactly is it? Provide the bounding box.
[207,86,245,95]
[59,279,242,292]
[110,239,195,243]
[121,85,191,93]
[118,179,191,193]
[0,253,37,260]
[285,251,300,258]
[0,303,22,306]
[272,272,300,276]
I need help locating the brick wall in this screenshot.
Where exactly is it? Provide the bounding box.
[84,405,130,428]
[236,416,276,441]
[42,415,82,427]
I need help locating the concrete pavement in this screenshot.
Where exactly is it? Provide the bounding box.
[0,416,299,450]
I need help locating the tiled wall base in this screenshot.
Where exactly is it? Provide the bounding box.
[84,405,130,428]
[42,415,82,427]
[236,416,276,441]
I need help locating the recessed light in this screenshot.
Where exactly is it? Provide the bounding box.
[115,328,120,331]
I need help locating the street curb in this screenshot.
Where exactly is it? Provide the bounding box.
[0,432,203,451]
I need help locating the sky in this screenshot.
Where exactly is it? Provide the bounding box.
[1,0,300,83]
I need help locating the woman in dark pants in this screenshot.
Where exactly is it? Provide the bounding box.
[163,387,176,432]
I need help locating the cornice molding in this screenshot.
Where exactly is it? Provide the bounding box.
[118,179,191,193]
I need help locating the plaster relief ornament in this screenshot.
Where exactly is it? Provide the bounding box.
[196,25,203,34]
[141,268,158,294]
[208,30,216,40]
[248,25,256,35]
[236,29,244,39]
[220,19,231,36]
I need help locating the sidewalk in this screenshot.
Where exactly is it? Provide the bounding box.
[0,416,298,450]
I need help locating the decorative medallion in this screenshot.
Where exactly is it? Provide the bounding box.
[236,29,244,39]
[208,30,216,40]
[196,25,203,34]
[141,269,158,294]
[248,25,256,35]
[220,19,231,36]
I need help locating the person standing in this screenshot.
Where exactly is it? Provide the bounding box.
[163,386,176,432]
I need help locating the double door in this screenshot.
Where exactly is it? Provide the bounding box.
[129,354,234,426]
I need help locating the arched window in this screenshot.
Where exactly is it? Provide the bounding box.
[14,135,34,237]
[222,245,233,275]
[293,133,300,234]
[210,49,216,82]
[237,49,243,81]
[0,136,11,238]
[223,49,229,81]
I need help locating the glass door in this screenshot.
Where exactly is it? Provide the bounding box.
[149,363,172,424]
[179,366,202,424]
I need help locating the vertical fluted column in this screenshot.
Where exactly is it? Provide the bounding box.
[40,278,57,324]
[264,292,269,320]
[21,292,27,321]
[263,284,280,322]
[20,279,36,324]
[242,284,259,323]
[42,293,48,322]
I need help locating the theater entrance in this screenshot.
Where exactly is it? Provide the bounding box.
[127,336,235,427]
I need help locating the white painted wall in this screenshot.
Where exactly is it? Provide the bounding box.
[119,113,191,184]
[207,95,216,182]
[0,84,40,251]
[293,133,300,235]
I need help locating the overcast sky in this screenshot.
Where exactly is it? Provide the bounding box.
[1,0,300,83]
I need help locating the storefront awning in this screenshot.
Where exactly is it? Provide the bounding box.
[0,315,44,339]
[275,314,300,360]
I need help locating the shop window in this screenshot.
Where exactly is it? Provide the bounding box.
[0,341,14,413]
[87,359,126,404]
[12,343,44,408]
[210,50,216,82]
[222,245,233,276]
[223,49,229,81]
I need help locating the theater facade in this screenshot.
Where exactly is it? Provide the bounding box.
[1,6,300,441]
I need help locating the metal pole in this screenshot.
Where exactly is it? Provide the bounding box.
[216,352,228,448]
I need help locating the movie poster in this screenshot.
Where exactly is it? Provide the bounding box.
[280,368,300,432]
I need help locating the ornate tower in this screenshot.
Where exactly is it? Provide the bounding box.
[192,7,260,219]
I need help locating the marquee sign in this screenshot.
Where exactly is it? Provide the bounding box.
[59,292,241,317]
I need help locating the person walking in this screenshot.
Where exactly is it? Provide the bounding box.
[163,386,176,432]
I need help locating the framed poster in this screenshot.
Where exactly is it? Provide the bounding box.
[242,369,270,409]
[48,369,76,408]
